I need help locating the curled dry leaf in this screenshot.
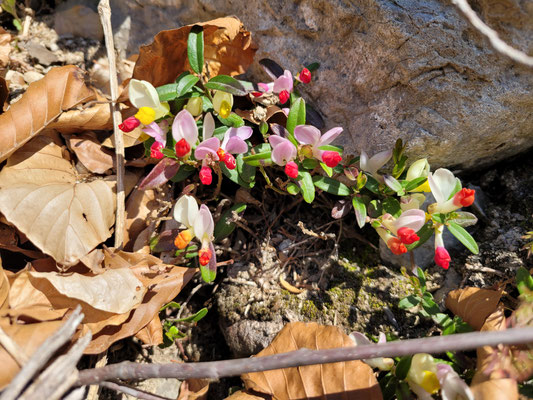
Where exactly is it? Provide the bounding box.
[132,17,257,87]
[134,314,163,346]
[0,27,11,68]
[225,391,266,400]
[0,65,94,162]
[177,378,210,400]
[50,102,113,134]
[279,275,303,294]
[445,287,502,330]
[0,134,115,265]
[66,132,115,174]
[242,322,382,400]
[0,260,9,310]
[0,319,65,390]
[28,269,146,314]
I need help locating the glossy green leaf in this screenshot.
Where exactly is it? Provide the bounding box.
[217,112,245,127]
[160,301,180,311]
[286,97,306,142]
[297,170,315,203]
[431,213,447,224]
[305,62,320,72]
[214,203,247,240]
[448,221,479,254]
[312,176,350,196]
[416,267,427,291]
[382,197,402,218]
[405,221,434,251]
[220,163,255,188]
[200,265,216,283]
[302,158,318,170]
[352,196,367,228]
[176,74,200,97]
[205,75,247,96]
[242,151,272,166]
[395,356,412,380]
[237,154,256,184]
[384,175,403,194]
[286,183,300,195]
[175,307,208,323]
[450,211,478,228]
[364,175,380,194]
[320,162,333,177]
[398,295,421,309]
[157,83,179,102]
[170,164,196,183]
[403,177,427,192]
[187,25,204,74]
[516,267,533,295]
[317,144,344,154]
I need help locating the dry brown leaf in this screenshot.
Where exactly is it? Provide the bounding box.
[0,260,9,310]
[66,132,114,174]
[0,65,94,162]
[0,319,64,390]
[242,322,382,400]
[134,314,163,346]
[79,248,105,273]
[225,390,268,400]
[0,76,7,113]
[28,269,146,314]
[0,28,11,68]
[50,102,113,134]
[132,17,257,87]
[279,275,303,294]
[83,250,196,353]
[0,134,116,265]
[124,184,171,251]
[445,287,502,330]
[178,378,210,400]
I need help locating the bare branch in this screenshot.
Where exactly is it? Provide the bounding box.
[0,306,84,400]
[99,381,175,400]
[76,327,533,385]
[452,0,533,67]
[98,0,126,248]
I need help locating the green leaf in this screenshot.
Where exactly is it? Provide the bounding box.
[286,97,306,142]
[352,196,367,228]
[319,162,333,177]
[217,112,245,127]
[395,356,412,380]
[302,158,318,170]
[517,267,533,295]
[364,175,380,194]
[214,203,247,240]
[170,164,196,183]
[220,163,255,188]
[176,74,200,97]
[382,197,402,218]
[242,151,272,166]
[442,322,456,335]
[398,295,421,309]
[305,62,320,72]
[175,307,208,323]
[201,265,216,283]
[164,325,186,342]
[416,267,427,291]
[157,83,179,102]
[317,144,344,154]
[447,221,479,254]
[205,75,247,96]
[297,170,315,203]
[160,301,180,312]
[312,176,350,196]
[450,211,478,228]
[431,213,447,224]
[187,25,204,74]
[286,183,300,195]
[236,154,256,183]
[384,175,403,194]
[403,177,427,192]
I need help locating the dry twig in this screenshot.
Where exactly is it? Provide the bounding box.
[452,0,533,67]
[98,0,126,248]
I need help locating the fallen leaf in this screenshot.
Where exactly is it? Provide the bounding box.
[134,314,163,346]
[50,102,113,134]
[0,65,94,162]
[28,268,146,314]
[132,17,257,87]
[224,391,267,400]
[0,318,64,390]
[0,28,11,68]
[445,287,502,330]
[279,275,303,294]
[0,134,116,265]
[0,77,7,113]
[79,248,106,273]
[178,378,210,400]
[470,378,518,400]
[0,259,9,310]
[83,250,196,353]
[66,132,115,174]
[241,322,382,400]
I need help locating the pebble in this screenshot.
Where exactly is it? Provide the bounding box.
[23,71,44,84]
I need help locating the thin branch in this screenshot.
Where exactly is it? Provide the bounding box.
[98,0,126,248]
[99,381,174,400]
[76,327,533,385]
[0,325,29,367]
[452,0,533,67]
[0,306,84,400]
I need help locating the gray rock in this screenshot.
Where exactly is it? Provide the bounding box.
[221,320,284,358]
[109,0,533,170]
[22,41,59,66]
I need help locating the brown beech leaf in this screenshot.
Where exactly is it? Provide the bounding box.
[178,379,210,400]
[0,260,9,310]
[0,319,64,390]
[134,314,163,346]
[0,65,94,162]
[49,102,113,134]
[0,134,115,265]
[83,250,196,353]
[225,391,266,400]
[66,132,114,174]
[241,322,382,400]
[445,287,502,330]
[133,17,257,87]
[0,27,12,68]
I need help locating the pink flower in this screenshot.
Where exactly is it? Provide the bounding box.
[172,110,198,158]
[268,135,298,178]
[150,142,164,159]
[434,225,451,269]
[143,120,168,146]
[258,70,294,104]
[298,67,311,84]
[294,125,343,167]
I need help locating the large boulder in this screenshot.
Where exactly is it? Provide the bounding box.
[110,0,533,170]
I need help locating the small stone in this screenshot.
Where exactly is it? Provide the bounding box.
[22,41,59,66]
[23,71,44,84]
[5,70,25,88]
[54,2,103,41]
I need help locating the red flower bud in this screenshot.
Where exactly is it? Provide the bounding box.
[299,67,311,84]
[397,227,419,245]
[175,138,191,157]
[251,91,263,97]
[199,248,212,266]
[434,247,451,269]
[322,151,342,168]
[224,153,236,170]
[119,116,140,132]
[387,237,407,255]
[150,142,164,159]
[199,166,212,185]
[216,148,226,161]
[279,90,290,105]
[453,188,475,207]
[285,161,299,178]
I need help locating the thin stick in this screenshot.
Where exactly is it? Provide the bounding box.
[98,0,126,248]
[0,306,84,400]
[99,381,174,400]
[0,326,29,367]
[452,0,533,67]
[76,327,533,385]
